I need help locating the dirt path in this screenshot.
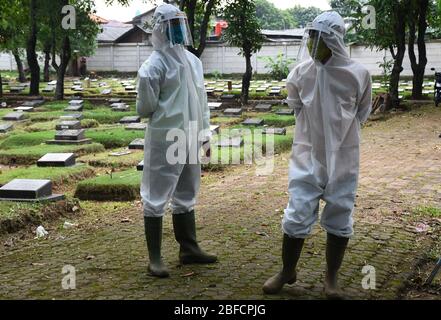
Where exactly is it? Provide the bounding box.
[0,105,439,300]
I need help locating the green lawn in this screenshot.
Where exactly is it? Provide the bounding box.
[78,148,143,168]
[0,164,94,187]
[0,143,104,165]
[75,169,141,201]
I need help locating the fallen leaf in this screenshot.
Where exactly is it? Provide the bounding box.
[31,263,46,266]
[182,272,195,277]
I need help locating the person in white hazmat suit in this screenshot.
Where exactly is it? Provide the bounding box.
[136,3,217,278]
[263,11,372,298]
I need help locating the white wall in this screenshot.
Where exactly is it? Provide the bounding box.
[2,41,441,76]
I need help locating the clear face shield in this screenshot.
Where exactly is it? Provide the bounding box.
[166,16,193,47]
[297,22,334,64]
[154,11,194,48]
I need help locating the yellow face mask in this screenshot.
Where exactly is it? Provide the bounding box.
[307,33,332,63]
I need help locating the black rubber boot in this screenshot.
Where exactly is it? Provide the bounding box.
[144,216,169,278]
[263,234,305,294]
[172,211,217,264]
[324,233,349,300]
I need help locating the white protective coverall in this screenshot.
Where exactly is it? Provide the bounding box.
[282,11,372,238]
[136,4,210,217]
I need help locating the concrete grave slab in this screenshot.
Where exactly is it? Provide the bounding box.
[255,104,272,112]
[0,179,64,202]
[215,136,243,148]
[56,120,81,130]
[2,112,26,121]
[223,108,242,117]
[37,153,76,167]
[129,138,145,150]
[120,116,141,124]
[125,123,148,131]
[0,123,13,133]
[263,127,287,135]
[242,118,264,126]
[276,109,294,116]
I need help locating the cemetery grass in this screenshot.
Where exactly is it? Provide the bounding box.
[0,126,143,150]
[0,143,104,165]
[75,170,141,201]
[78,149,143,168]
[0,198,80,235]
[0,165,94,187]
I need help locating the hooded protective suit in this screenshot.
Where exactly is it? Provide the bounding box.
[282,11,372,238]
[136,4,210,217]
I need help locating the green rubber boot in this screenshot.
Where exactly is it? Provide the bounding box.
[172,211,217,264]
[144,216,169,278]
[263,234,305,294]
[324,233,349,300]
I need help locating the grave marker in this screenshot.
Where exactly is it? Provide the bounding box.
[0,179,64,202]
[242,118,264,126]
[215,136,243,148]
[37,153,76,167]
[137,160,144,171]
[14,106,34,112]
[120,116,141,124]
[9,87,24,93]
[129,138,145,150]
[125,123,148,131]
[208,102,222,111]
[56,120,81,130]
[43,86,55,92]
[276,109,294,116]
[112,104,130,112]
[223,108,242,117]
[109,98,122,104]
[0,123,13,133]
[64,105,83,112]
[47,129,91,145]
[60,113,83,120]
[263,128,287,135]
[69,100,84,106]
[255,104,272,112]
[2,112,26,121]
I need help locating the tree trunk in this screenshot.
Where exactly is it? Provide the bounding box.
[0,72,3,98]
[43,44,51,82]
[195,0,216,57]
[26,0,40,96]
[388,4,407,108]
[54,36,71,100]
[408,0,428,100]
[241,52,253,105]
[181,0,215,58]
[13,50,26,83]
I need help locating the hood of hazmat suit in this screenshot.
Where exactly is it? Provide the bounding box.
[136,3,210,217]
[282,11,372,238]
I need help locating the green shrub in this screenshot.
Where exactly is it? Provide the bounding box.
[259,53,294,81]
[81,119,100,128]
